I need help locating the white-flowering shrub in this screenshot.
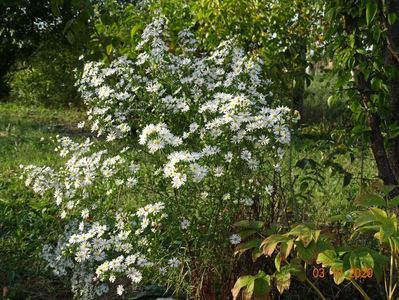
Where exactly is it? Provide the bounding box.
[22,17,296,298]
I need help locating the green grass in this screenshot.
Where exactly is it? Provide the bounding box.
[0,102,87,170]
[0,103,86,299]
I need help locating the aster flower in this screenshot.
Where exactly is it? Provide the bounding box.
[229,234,242,245]
[180,219,191,230]
[117,284,124,295]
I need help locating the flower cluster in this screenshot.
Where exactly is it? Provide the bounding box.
[24,16,295,298]
[41,205,177,299]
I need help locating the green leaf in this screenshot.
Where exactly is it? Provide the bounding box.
[130,25,139,39]
[51,0,63,16]
[327,95,336,107]
[366,0,378,25]
[295,158,318,169]
[332,265,345,284]
[317,249,337,266]
[280,239,294,260]
[329,214,345,222]
[288,263,306,282]
[354,191,385,207]
[371,78,383,91]
[380,221,396,240]
[388,13,398,25]
[234,220,264,230]
[275,268,291,294]
[349,249,374,269]
[289,225,320,247]
[316,250,346,283]
[296,241,316,263]
[275,253,281,272]
[238,229,258,239]
[379,184,398,196]
[388,195,399,208]
[354,208,397,241]
[389,235,399,253]
[253,273,271,300]
[235,239,261,257]
[232,275,254,300]
[106,44,113,56]
[243,280,255,300]
[368,249,389,282]
[348,33,355,48]
[261,235,291,257]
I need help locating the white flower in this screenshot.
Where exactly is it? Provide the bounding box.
[168,257,180,268]
[180,219,190,230]
[126,177,137,187]
[106,132,117,142]
[128,162,140,173]
[265,185,274,196]
[171,173,187,189]
[241,198,254,207]
[77,121,85,128]
[258,135,270,145]
[222,193,230,201]
[127,267,142,283]
[189,122,199,132]
[79,221,84,231]
[109,274,116,283]
[229,234,241,245]
[81,209,89,219]
[214,166,224,177]
[117,284,124,295]
[224,152,233,162]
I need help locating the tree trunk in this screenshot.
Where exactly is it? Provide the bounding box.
[357,72,398,186]
[368,112,398,185]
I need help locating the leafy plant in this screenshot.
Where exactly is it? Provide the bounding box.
[232,183,399,299]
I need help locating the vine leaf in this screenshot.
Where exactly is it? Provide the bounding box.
[366,0,378,25]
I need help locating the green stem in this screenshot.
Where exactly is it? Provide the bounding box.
[389,253,394,299]
[350,279,371,300]
[305,278,327,300]
[388,238,396,300]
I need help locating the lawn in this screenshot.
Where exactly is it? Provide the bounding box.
[0,103,86,299]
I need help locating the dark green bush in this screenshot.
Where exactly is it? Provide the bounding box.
[6,41,82,107]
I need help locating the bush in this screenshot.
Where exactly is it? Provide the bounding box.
[22,17,296,298]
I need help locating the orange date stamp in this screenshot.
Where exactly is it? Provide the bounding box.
[312,267,373,279]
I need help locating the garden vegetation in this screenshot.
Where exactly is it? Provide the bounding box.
[2,0,399,299]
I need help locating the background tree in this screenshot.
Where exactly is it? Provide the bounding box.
[326,0,399,189]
